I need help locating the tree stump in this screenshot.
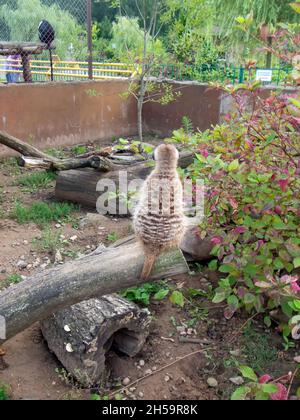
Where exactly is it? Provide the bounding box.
[40,295,151,387]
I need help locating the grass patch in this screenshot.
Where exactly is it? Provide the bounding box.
[46,148,67,159]
[0,383,10,400]
[11,201,78,226]
[71,145,87,155]
[241,324,278,374]
[16,171,57,191]
[0,157,21,176]
[5,273,23,285]
[106,232,119,243]
[33,228,62,253]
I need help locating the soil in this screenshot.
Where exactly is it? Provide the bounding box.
[0,142,299,401]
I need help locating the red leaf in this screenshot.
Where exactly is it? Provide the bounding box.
[233,226,247,235]
[211,237,223,245]
[278,179,289,192]
[270,383,288,401]
[259,374,271,384]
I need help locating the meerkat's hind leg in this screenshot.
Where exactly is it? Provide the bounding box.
[140,253,156,281]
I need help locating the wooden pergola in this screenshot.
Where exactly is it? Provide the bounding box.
[0,41,47,83]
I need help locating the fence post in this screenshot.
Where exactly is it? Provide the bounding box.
[87,0,93,80]
[238,66,244,84]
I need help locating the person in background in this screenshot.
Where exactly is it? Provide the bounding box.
[5,54,21,83]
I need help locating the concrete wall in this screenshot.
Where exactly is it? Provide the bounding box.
[143,82,222,136]
[0,80,230,157]
[0,80,137,156]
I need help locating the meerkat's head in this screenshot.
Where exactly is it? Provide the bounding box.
[154,144,179,168]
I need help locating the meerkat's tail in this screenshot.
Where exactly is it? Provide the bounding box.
[141,253,157,281]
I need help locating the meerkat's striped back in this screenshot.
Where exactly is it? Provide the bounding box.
[134,144,185,280]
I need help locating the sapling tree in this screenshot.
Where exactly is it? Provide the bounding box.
[108,0,181,142]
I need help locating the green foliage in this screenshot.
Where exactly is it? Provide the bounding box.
[182,116,194,135]
[162,0,217,65]
[122,281,169,306]
[5,273,22,285]
[33,227,62,253]
[106,232,119,243]
[110,15,168,63]
[242,325,278,373]
[71,145,88,156]
[170,290,185,308]
[11,201,77,226]
[230,365,297,400]
[16,171,57,192]
[169,20,300,344]
[0,0,87,60]
[0,383,10,400]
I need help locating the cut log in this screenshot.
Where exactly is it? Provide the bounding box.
[0,131,113,172]
[0,243,188,345]
[55,150,194,209]
[40,295,151,387]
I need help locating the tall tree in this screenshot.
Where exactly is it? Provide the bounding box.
[215,0,300,66]
[162,0,215,64]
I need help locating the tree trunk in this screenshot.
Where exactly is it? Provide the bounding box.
[55,151,194,209]
[137,96,144,143]
[40,295,151,387]
[0,243,188,345]
[266,36,273,69]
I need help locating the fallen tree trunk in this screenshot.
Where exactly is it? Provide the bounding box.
[55,150,194,208]
[0,131,113,172]
[0,243,188,345]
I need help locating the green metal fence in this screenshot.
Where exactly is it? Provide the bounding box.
[154,64,293,86]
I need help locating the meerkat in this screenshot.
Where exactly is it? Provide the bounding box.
[133,144,185,280]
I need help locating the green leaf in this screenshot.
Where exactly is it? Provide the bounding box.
[227,295,239,309]
[235,16,245,24]
[219,264,234,273]
[290,2,300,13]
[262,384,278,394]
[154,289,169,301]
[239,366,258,381]
[231,386,251,401]
[170,291,185,308]
[264,316,272,328]
[255,391,269,400]
[119,138,129,145]
[228,159,240,172]
[212,290,226,304]
[289,97,300,108]
[243,293,256,305]
[208,259,218,271]
[293,257,300,269]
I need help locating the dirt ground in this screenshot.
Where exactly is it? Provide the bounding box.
[0,142,299,400]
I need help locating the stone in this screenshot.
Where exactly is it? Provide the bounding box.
[207,377,218,388]
[16,260,27,270]
[123,377,131,386]
[229,377,244,386]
